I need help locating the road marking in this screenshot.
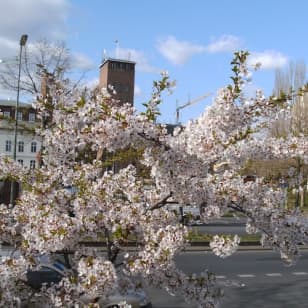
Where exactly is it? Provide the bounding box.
[237,274,255,278]
[292,272,308,276]
[216,275,226,279]
[266,273,282,277]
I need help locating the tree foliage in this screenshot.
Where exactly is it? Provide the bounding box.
[0,51,307,307]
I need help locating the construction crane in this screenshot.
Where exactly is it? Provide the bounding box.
[175,92,211,124]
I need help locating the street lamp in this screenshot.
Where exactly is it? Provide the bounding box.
[9,34,28,205]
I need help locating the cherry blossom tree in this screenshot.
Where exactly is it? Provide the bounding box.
[0,51,307,308]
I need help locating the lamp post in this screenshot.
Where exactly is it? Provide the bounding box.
[9,34,28,205]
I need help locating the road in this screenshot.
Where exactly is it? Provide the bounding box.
[191,224,248,236]
[2,246,307,307]
[190,217,248,235]
[148,250,308,308]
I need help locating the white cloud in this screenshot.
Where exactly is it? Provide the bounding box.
[72,53,95,71]
[0,89,16,101]
[248,51,288,69]
[0,37,20,59]
[83,77,99,90]
[134,84,142,96]
[157,35,242,65]
[157,36,205,65]
[205,35,242,53]
[0,1,96,97]
[115,47,160,73]
[0,0,70,60]
[0,0,69,39]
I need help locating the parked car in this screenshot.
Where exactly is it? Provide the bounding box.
[98,289,152,308]
[26,259,66,290]
[26,254,152,308]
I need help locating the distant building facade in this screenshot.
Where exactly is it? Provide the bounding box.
[0,99,41,169]
[99,58,136,105]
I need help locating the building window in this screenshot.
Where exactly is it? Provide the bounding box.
[113,82,129,93]
[29,113,35,122]
[31,141,37,153]
[30,160,36,169]
[18,141,24,152]
[17,159,23,166]
[17,112,23,121]
[5,140,12,152]
[110,62,132,71]
[3,111,10,118]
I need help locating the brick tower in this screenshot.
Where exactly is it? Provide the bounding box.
[99,58,135,105]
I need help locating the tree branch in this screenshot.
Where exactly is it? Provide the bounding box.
[148,192,173,211]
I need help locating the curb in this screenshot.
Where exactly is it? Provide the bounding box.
[191,223,246,227]
[190,241,259,246]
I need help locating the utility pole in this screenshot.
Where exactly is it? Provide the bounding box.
[9,34,28,205]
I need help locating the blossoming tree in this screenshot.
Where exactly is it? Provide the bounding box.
[0,51,307,307]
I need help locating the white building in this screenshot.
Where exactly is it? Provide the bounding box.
[0,99,41,169]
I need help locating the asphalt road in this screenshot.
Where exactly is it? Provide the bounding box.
[149,250,308,308]
[191,224,248,236]
[190,217,248,236]
[2,246,307,307]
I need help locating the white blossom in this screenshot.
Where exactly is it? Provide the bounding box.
[210,235,241,258]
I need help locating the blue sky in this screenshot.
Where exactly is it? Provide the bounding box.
[0,0,308,123]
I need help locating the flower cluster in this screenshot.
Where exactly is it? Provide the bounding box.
[210,235,241,258]
[78,256,117,297]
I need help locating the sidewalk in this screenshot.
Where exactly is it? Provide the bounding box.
[187,242,308,252]
[187,244,274,252]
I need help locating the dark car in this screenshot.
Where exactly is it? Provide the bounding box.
[26,257,67,289]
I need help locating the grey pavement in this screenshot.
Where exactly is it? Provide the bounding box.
[2,247,308,307]
[149,250,308,308]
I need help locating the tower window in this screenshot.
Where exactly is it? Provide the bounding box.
[110,62,132,71]
[113,82,129,93]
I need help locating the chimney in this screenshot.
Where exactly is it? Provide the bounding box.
[41,73,49,99]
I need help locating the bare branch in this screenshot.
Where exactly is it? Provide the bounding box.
[149,192,173,211]
[0,38,85,97]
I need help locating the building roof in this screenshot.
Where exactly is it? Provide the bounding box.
[100,57,136,68]
[0,99,33,108]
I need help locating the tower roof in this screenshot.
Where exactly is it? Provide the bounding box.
[100,57,136,68]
